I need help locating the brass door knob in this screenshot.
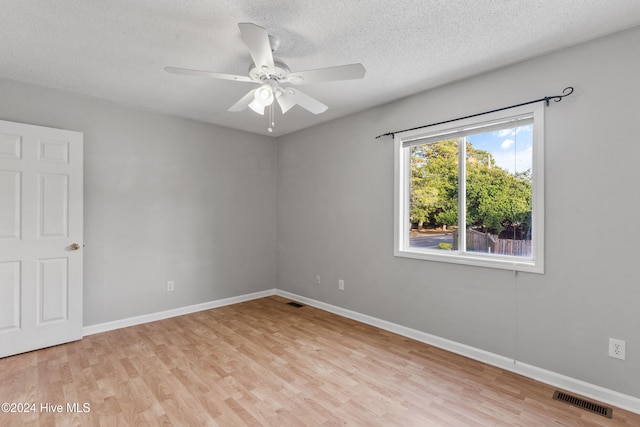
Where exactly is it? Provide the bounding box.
[70,243,81,251]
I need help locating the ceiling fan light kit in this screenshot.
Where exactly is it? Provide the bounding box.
[166,22,366,133]
[248,84,275,115]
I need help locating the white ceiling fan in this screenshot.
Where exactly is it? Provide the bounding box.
[165,23,366,131]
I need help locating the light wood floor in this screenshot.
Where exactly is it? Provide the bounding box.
[1,296,639,426]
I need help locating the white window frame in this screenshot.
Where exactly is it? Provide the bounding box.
[394,103,544,273]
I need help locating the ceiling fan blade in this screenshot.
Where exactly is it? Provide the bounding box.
[287,63,366,85]
[165,67,255,83]
[276,90,296,114]
[238,23,275,74]
[287,88,328,114]
[228,89,257,112]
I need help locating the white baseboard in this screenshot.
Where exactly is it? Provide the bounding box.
[275,289,640,415]
[82,288,640,415]
[82,289,276,336]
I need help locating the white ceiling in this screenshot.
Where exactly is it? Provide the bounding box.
[2,1,640,137]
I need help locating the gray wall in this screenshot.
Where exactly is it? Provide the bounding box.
[277,26,640,398]
[0,79,277,326]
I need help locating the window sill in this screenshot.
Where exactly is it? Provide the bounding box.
[394,248,543,274]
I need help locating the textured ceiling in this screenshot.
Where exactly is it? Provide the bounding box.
[2,1,640,137]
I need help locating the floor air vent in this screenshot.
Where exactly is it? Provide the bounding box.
[552,390,612,418]
[286,301,304,308]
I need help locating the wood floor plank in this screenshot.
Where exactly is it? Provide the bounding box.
[1,295,639,426]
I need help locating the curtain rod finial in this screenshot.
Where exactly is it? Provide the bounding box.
[553,86,574,103]
[375,132,393,140]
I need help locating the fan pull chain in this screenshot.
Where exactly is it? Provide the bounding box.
[268,103,275,133]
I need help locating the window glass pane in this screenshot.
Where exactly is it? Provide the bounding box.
[409,140,458,251]
[464,125,533,257]
[395,104,543,272]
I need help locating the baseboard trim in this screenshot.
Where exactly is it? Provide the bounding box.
[275,289,640,415]
[81,288,639,414]
[82,289,276,336]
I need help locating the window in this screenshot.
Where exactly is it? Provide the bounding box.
[394,103,544,273]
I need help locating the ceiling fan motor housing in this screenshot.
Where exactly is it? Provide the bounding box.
[248,59,291,82]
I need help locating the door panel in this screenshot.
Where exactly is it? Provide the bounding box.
[0,261,20,331]
[0,134,21,159]
[39,173,69,238]
[0,171,21,239]
[38,258,69,323]
[38,138,69,163]
[0,120,83,358]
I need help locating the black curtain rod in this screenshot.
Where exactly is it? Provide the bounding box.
[375,86,574,140]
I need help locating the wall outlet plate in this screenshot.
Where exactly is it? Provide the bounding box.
[609,338,626,360]
[338,279,344,290]
[167,280,175,292]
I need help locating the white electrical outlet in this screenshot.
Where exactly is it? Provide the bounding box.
[338,279,344,291]
[609,338,626,360]
[167,280,175,292]
[315,275,321,285]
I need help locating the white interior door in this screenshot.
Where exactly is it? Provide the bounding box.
[0,119,83,358]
